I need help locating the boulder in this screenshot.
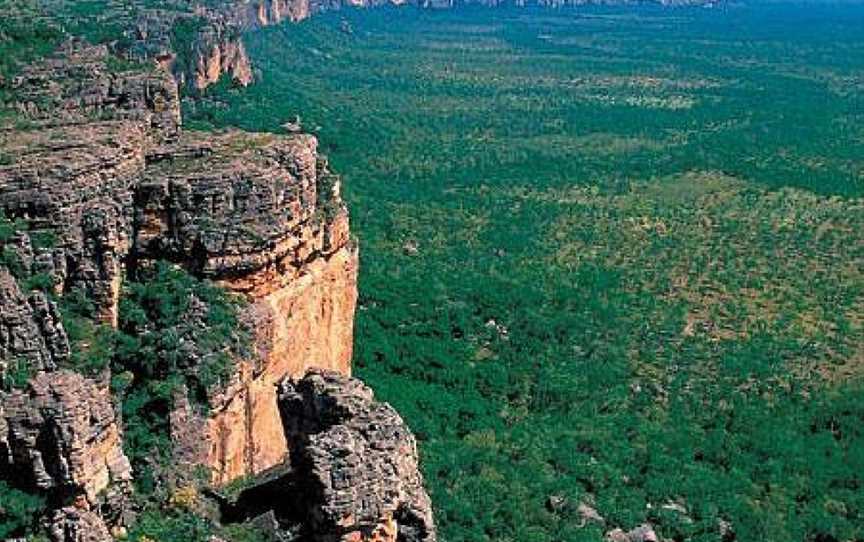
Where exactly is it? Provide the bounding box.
[277,370,436,542]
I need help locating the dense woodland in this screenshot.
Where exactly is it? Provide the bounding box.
[186,5,864,541]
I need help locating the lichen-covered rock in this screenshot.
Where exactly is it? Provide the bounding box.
[277,370,436,542]
[134,130,330,277]
[2,36,357,489]
[0,267,70,377]
[11,41,181,141]
[46,505,113,542]
[0,40,182,324]
[0,120,145,324]
[0,371,132,506]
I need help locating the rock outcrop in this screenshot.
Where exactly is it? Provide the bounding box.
[46,504,114,542]
[11,42,181,141]
[1,41,358,486]
[0,267,70,377]
[0,371,133,506]
[1,42,180,324]
[276,370,435,542]
[215,371,435,542]
[134,129,358,483]
[187,26,254,90]
[0,120,146,325]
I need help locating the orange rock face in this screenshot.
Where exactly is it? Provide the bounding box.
[194,39,254,90]
[1,42,359,489]
[126,127,359,485]
[207,242,358,484]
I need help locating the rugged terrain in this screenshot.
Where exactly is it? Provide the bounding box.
[2,0,722,94]
[4,0,853,541]
[0,6,434,539]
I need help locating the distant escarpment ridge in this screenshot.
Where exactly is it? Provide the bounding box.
[112,0,724,92]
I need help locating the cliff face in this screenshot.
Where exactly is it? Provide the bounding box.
[0,267,70,374]
[2,42,179,325]
[277,371,436,542]
[0,371,133,507]
[207,240,358,483]
[0,40,357,490]
[132,128,359,483]
[218,370,436,542]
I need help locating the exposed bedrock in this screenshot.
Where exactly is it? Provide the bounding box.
[1,42,358,486]
[46,505,114,542]
[10,42,181,141]
[134,129,359,484]
[222,370,436,542]
[0,267,70,375]
[0,371,133,508]
[190,31,254,91]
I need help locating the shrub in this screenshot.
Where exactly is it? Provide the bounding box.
[1,356,36,391]
[112,261,249,491]
[0,481,45,538]
[59,288,115,377]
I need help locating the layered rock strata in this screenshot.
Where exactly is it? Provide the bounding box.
[1,41,358,487]
[11,41,181,141]
[0,267,70,375]
[135,129,358,483]
[277,371,435,542]
[0,371,133,505]
[223,370,435,542]
[1,41,180,325]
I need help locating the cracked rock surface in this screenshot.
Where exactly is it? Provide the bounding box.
[277,370,436,542]
[0,370,132,505]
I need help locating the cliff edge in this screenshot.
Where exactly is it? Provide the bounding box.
[0,34,378,539]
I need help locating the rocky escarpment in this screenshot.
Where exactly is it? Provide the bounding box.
[0,371,133,509]
[222,370,435,542]
[278,371,435,542]
[106,0,722,92]
[2,42,179,325]
[188,0,721,87]
[0,267,70,376]
[136,129,358,483]
[1,36,357,513]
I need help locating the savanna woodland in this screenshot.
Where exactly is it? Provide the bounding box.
[2,1,864,542]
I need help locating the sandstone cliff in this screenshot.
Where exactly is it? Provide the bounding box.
[135,129,359,483]
[1,39,357,492]
[0,267,70,375]
[219,370,436,542]
[278,370,435,542]
[0,371,133,507]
